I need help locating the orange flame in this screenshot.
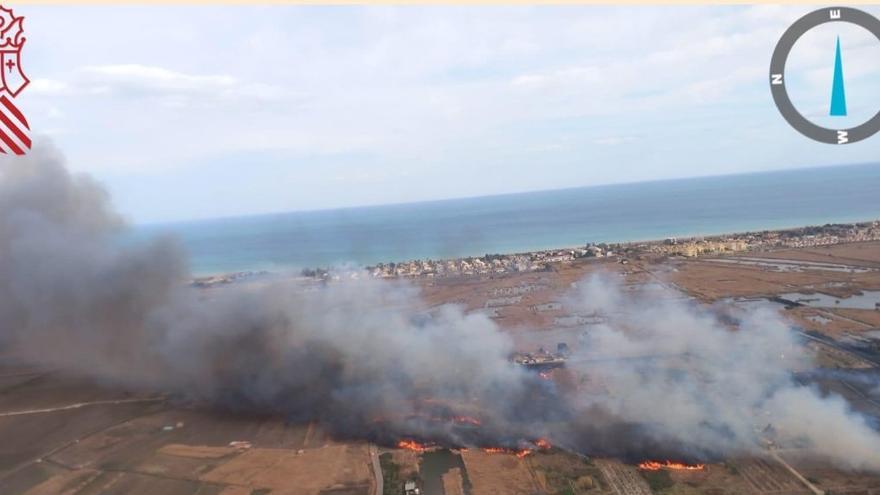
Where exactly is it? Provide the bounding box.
[481,447,533,458]
[452,415,482,426]
[398,440,430,452]
[538,371,552,380]
[638,460,705,471]
[535,438,552,450]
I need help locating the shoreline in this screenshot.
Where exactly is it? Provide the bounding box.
[192,218,880,285]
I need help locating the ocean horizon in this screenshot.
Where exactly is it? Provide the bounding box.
[134,163,880,276]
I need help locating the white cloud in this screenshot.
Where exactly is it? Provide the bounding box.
[82,64,237,92]
[28,78,70,95]
[30,64,288,106]
[512,66,602,89]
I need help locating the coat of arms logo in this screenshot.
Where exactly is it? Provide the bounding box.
[0,5,30,155]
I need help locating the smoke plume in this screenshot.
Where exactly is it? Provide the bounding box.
[1,146,880,471]
[562,275,880,470]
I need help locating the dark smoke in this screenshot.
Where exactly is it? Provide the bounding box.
[0,145,558,448]
[2,145,880,470]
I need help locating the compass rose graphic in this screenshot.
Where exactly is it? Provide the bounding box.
[770,7,880,145]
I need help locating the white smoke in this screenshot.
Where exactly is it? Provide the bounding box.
[565,275,880,470]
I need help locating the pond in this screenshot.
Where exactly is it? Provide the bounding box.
[705,257,873,273]
[780,290,880,310]
[419,449,472,495]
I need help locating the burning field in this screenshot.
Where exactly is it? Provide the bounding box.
[2,146,880,493]
[637,460,706,471]
[397,438,551,459]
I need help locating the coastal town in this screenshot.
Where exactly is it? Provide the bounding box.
[362,219,880,279]
[190,220,880,287]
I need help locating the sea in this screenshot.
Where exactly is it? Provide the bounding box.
[134,163,880,276]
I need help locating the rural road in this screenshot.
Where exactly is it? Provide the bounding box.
[370,444,384,495]
[797,329,880,367]
[0,397,165,417]
[771,450,825,495]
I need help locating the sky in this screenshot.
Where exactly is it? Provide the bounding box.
[17,5,880,223]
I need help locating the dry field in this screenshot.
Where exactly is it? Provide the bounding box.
[753,242,880,267]
[668,242,880,301]
[0,365,377,495]
[778,454,880,494]
[460,450,542,495]
[201,445,372,494]
[441,467,464,495]
[593,459,651,495]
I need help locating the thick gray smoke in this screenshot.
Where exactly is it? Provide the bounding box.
[0,145,548,448]
[2,146,880,471]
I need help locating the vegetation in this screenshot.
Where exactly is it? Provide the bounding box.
[379,452,418,495]
[538,461,602,494]
[641,470,675,492]
[723,462,739,475]
[379,453,403,495]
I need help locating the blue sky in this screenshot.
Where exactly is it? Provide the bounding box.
[18,5,880,223]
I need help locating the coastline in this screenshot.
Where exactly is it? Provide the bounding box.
[145,163,880,277]
[192,218,880,286]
